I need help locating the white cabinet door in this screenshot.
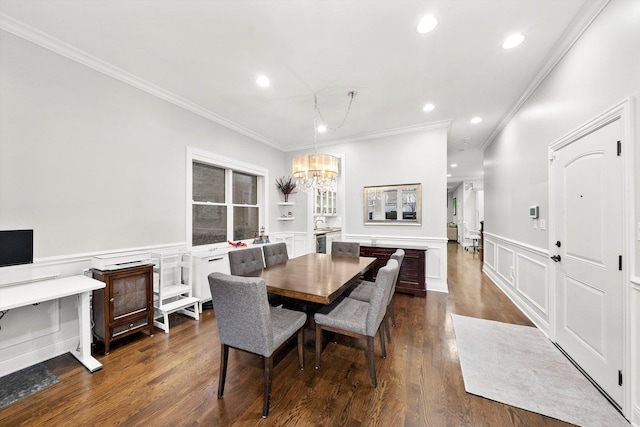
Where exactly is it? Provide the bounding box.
[191,250,230,312]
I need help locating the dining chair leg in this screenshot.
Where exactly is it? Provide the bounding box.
[297,328,304,370]
[378,326,387,358]
[315,323,323,369]
[383,314,392,345]
[218,344,229,398]
[366,336,377,387]
[389,299,397,327]
[263,355,273,418]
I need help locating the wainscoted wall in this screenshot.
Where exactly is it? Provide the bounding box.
[0,243,183,377]
[632,279,640,425]
[482,232,550,334]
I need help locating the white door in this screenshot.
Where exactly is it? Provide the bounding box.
[551,119,623,405]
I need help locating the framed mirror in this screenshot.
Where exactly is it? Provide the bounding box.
[364,183,422,225]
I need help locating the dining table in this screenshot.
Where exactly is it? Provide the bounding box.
[244,252,377,305]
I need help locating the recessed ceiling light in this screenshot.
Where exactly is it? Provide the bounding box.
[317,124,327,133]
[450,163,458,168]
[422,103,435,112]
[417,15,438,34]
[256,75,270,87]
[470,117,482,124]
[502,34,525,49]
[447,174,452,177]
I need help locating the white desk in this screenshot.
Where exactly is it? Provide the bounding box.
[0,275,105,373]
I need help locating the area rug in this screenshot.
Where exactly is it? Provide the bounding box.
[451,314,628,427]
[0,363,59,409]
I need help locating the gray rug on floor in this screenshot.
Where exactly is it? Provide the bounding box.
[451,314,628,427]
[0,363,59,409]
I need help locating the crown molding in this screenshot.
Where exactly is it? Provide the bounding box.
[284,119,452,152]
[480,0,610,151]
[0,13,285,151]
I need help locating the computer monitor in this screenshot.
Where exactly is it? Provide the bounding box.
[0,229,34,267]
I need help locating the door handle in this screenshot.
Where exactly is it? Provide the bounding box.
[550,255,561,262]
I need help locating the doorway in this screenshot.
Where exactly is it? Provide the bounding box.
[550,116,624,408]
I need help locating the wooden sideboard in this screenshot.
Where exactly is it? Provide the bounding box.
[91,264,154,354]
[360,245,426,297]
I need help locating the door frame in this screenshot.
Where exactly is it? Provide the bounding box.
[548,97,635,417]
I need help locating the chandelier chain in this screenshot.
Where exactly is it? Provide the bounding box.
[315,91,357,133]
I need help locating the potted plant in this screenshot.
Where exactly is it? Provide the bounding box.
[275,176,297,202]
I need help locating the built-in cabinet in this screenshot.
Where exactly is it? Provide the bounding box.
[360,245,426,297]
[314,189,337,216]
[91,264,154,354]
[191,249,230,312]
[325,231,341,254]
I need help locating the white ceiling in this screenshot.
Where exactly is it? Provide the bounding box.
[0,0,606,190]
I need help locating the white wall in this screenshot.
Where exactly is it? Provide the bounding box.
[483,0,640,422]
[0,30,289,259]
[0,29,289,375]
[288,125,449,292]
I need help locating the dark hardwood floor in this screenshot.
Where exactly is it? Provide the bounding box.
[0,244,573,426]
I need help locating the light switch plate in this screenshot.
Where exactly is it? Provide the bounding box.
[540,219,546,230]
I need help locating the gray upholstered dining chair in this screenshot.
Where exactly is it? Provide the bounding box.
[208,272,306,418]
[314,259,398,387]
[347,249,405,334]
[262,242,289,267]
[331,241,360,257]
[228,246,264,275]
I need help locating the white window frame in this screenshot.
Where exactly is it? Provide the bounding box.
[186,147,268,249]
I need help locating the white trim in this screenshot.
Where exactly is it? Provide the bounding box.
[481,0,610,151]
[548,97,635,419]
[483,265,551,334]
[496,244,515,286]
[483,231,548,257]
[0,14,455,154]
[515,252,549,316]
[0,13,282,151]
[290,120,452,152]
[186,147,269,250]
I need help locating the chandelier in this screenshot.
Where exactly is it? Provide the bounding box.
[292,91,356,192]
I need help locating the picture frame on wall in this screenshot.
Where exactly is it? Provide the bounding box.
[453,197,456,215]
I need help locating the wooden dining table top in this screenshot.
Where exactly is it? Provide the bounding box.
[244,253,376,305]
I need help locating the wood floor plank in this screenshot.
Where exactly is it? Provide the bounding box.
[0,244,577,426]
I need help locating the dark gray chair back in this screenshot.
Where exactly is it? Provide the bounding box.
[262,242,289,267]
[365,259,398,336]
[331,241,360,257]
[228,246,264,275]
[388,249,405,304]
[207,272,306,418]
[208,272,273,356]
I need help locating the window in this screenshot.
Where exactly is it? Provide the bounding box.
[188,148,266,247]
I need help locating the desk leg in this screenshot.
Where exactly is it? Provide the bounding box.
[71,291,103,372]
